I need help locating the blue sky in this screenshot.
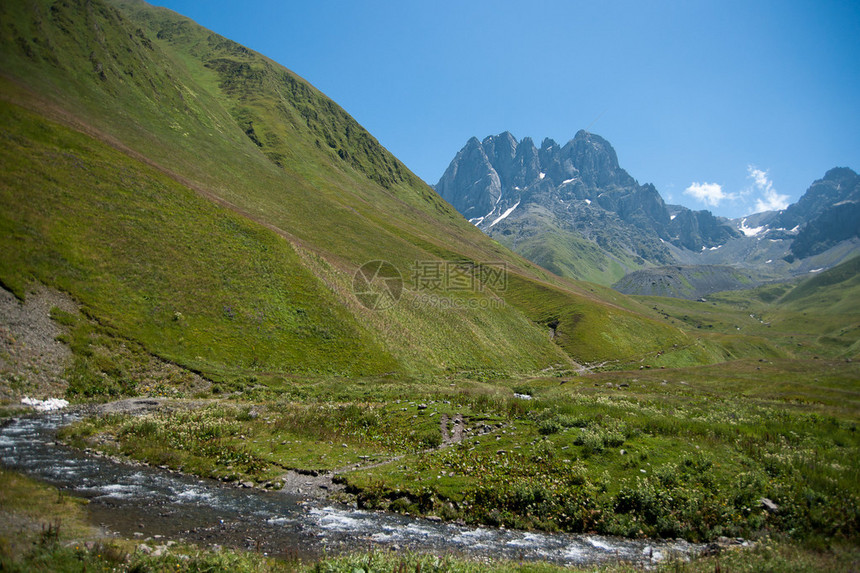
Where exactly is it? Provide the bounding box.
[154,0,859,218]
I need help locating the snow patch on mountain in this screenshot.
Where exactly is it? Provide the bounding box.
[739,218,767,237]
[490,201,520,227]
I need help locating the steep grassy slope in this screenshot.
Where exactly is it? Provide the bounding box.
[0,0,764,381]
[0,101,398,376]
[780,254,860,309]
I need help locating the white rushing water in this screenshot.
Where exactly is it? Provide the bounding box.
[21,396,69,411]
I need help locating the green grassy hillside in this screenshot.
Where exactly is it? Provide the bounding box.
[0,0,721,382]
[780,255,860,310]
[771,257,860,357]
[0,101,398,377]
[491,204,639,284]
[631,256,860,361]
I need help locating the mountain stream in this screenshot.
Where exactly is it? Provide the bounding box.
[0,411,703,566]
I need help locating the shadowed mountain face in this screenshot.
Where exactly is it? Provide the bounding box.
[777,168,860,260]
[436,132,859,293]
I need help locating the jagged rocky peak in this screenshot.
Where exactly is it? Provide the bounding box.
[437,129,856,287]
[560,130,636,189]
[436,130,639,200]
[510,137,540,187]
[780,167,860,259]
[541,137,558,150]
[482,131,518,169]
[435,136,500,217]
[537,138,570,184]
[478,131,517,150]
[775,167,859,229]
[461,132,541,191]
[435,129,746,281]
[539,137,560,164]
[823,166,860,184]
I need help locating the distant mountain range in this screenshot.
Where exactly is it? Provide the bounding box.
[435,131,859,295]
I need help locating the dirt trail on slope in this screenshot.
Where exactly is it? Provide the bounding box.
[440,412,464,445]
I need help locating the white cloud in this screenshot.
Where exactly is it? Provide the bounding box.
[749,167,769,189]
[754,189,791,212]
[684,182,729,207]
[748,166,790,212]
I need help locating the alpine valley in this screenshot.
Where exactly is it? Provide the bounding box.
[435,131,859,296]
[0,1,858,572]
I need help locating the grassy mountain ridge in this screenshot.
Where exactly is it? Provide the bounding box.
[780,254,860,308]
[772,256,860,357]
[492,203,637,284]
[629,256,860,362]
[0,100,399,376]
[0,0,726,379]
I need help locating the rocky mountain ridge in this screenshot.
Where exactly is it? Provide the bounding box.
[672,168,860,274]
[436,131,859,292]
[436,131,735,256]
